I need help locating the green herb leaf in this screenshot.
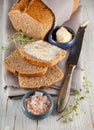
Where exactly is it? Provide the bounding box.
[0,45,13,53]
[1,31,37,52]
[57,76,91,123]
[8,31,36,46]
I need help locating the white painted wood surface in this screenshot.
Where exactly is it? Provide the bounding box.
[0,0,94,130]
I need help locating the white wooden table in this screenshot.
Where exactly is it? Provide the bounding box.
[0,0,94,130]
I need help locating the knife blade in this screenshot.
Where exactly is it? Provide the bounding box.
[57,20,89,112]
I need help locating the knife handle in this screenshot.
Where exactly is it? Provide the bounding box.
[57,64,76,112]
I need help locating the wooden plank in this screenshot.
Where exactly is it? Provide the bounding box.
[37,98,94,130]
[0,99,37,130]
[13,100,37,130]
[1,99,17,130]
[81,0,94,129]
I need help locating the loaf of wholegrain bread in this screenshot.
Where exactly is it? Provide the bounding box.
[18,65,63,89]
[8,0,55,39]
[4,49,47,76]
[19,40,66,67]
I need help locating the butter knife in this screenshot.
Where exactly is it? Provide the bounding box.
[57,20,89,112]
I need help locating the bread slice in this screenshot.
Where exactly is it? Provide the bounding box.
[8,0,55,39]
[4,49,47,76]
[19,40,67,67]
[18,65,64,89]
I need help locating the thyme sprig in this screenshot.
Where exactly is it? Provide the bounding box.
[0,45,13,53]
[57,76,91,122]
[1,31,36,52]
[1,46,7,50]
[8,31,34,45]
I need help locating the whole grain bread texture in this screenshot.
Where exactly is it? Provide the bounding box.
[18,65,64,89]
[8,0,55,39]
[19,40,67,67]
[4,49,47,76]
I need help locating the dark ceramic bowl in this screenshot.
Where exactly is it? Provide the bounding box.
[48,26,76,50]
[21,90,54,120]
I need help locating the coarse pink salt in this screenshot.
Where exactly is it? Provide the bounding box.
[25,92,50,115]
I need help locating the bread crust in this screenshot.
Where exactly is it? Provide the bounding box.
[4,62,47,76]
[4,50,48,76]
[19,45,67,67]
[18,65,64,89]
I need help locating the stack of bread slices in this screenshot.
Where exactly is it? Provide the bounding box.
[4,40,66,89]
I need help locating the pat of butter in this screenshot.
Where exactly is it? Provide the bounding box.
[56,27,72,43]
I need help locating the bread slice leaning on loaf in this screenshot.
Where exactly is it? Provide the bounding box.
[4,49,47,76]
[19,40,67,67]
[8,0,55,39]
[18,65,64,89]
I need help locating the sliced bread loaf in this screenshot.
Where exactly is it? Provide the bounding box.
[8,0,55,39]
[19,40,66,67]
[4,49,47,76]
[18,65,64,89]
